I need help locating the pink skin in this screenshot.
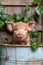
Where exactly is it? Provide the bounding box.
[7,22,13,32]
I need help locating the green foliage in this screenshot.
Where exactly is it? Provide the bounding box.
[5,14,14,22]
[34,6,43,22]
[13,14,24,22]
[33,0,43,22]
[34,13,39,22]
[31,38,39,50]
[30,28,39,50]
[32,0,40,5]
[0,20,4,27]
[13,13,32,23]
[23,17,29,22]
[31,42,39,50]
[35,6,43,15]
[23,17,32,22]
[0,5,14,28]
[31,38,38,43]
[24,5,30,12]
[31,28,39,38]
[0,5,5,13]
[29,28,39,38]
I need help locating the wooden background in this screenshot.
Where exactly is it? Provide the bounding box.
[0,0,43,65]
[0,0,43,45]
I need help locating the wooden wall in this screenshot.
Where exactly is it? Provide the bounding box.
[0,1,43,65]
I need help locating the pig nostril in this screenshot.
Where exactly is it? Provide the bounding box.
[18,34,24,38]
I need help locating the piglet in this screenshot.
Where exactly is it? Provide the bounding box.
[7,21,35,45]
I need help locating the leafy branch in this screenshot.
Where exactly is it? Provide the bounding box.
[0,5,13,28]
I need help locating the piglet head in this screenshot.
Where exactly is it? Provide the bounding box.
[7,21,35,40]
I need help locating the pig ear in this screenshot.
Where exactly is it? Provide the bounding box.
[7,22,15,32]
[27,21,35,31]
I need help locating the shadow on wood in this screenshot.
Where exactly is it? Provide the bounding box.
[0,31,12,44]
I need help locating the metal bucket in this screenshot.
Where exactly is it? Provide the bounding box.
[0,44,43,65]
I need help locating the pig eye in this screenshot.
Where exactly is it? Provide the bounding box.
[14,28,18,30]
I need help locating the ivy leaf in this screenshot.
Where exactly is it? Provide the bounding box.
[31,38,39,51]
[32,0,40,5]
[16,14,22,21]
[0,5,5,13]
[31,38,38,43]
[13,14,24,22]
[0,13,8,21]
[5,14,14,23]
[35,6,43,15]
[24,5,30,12]
[31,28,39,38]
[23,17,29,22]
[34,13,39,22]
[28,17,32,21]
[31,42,39,50]
[23,17,32,22]
[0,20,4,28]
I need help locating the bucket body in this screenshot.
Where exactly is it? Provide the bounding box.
[0,45,43,65]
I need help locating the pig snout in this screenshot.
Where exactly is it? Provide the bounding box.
[17,33,24,38]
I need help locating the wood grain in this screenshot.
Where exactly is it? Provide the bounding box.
[1,0,34,5]
[4,7,32,15]
[41,13,43,44]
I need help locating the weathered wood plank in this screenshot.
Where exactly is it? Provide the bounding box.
[35,25,42,31]
[0,31,12,44]
[4,7,32,15]
[1,0,34,5]
[41,13,43,44]
[38,33,42,44]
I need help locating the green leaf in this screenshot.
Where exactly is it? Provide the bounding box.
[23,17,29,22]
[6,14,14,23]
[35,6,43,15]
[0,13,8,21]
[31,42,39,50]
[23,17,32,23]
[24,5,30,12]
[31,38,39,50]
[33,31,39,38]
[34,13,39,22]
[16,14,22,21]
[31,28,39,38]
[33,0,40,5]
[0,20,4,28]
[28,17,32,21]
[31,38,38,43]
[0,5,5,13]
[13,14,24,22]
